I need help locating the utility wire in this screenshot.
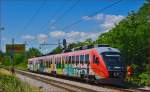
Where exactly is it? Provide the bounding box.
[62,0,123,30]
[22,0,47,31]
[39,0,69,31]
[45,0,80,31]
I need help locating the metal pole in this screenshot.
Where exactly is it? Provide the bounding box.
[0,29,1,52]
[0,27,4,52]
[11,38,15,74]
[58,39,61,48]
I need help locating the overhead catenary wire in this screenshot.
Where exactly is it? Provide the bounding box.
[39,0,69,31]
[22,0,47,31]
[44,0,80,31]
[62,0,123,30]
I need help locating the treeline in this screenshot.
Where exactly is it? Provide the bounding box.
[0,48,42,70]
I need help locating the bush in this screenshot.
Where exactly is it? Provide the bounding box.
[0,71,37,92]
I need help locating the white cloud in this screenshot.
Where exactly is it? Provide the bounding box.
[37,34,48,43]
[49,31,65,38]
[82,16,91,20]
[49,31,100,43]
[82,13,125,32]
[22,35,35,41]
[94,13,104,21]
[100,14,125,32]
[53,14,124,43]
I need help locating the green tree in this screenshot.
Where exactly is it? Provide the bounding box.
[51,46,63,54]
[95,1,149,85]
[26,48,42,58]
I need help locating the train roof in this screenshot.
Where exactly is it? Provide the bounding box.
[28,44,120,61]
[96,47,120,54]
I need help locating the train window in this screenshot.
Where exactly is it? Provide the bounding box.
[64,56,66,64]
[80,55,84,64]
[49,60,51,66]
[43,60,44,66]
[69,56,71,64]
[43,61,45,67]
[63,56,66,64]
[47,60,49,67]
[62,57,65,68]
[101,52,123,67]
[85,54,89,64]
[65,56,68,64]
[50,59,51,64]
[57,57,61,68]
[76,56,79,64]
[47,60,50,68]
[55,58,57,64]
[93,55,99,64]
[56,57,58,68]
[51,58,53,64]
[53,58,54,64]
[41,60,44,67]
[45,61,47,67]
[72,56,75,64]
[49,60,51,68]
[59,57,61,68]
[46,61,48,67]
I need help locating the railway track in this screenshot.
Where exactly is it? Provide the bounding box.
[14,69,145,92]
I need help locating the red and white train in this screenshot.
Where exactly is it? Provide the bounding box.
[28,44,126,82]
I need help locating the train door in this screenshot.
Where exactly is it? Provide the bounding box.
[28,60,33,71]
[72,56,76,76]
[62,56,65,75]
[47,58,51,73]
[85,54,89,77]
[62,56,67,75]
[89,54,100,80]
[50,57,54,73]
[75,55,80,77]
[56,57,62,74]
[39,59,44,72]
[80,54,84,78]
[68,56,72,76]
[64,56,68,75]
[33,60,36,71]
[79,54,89,78]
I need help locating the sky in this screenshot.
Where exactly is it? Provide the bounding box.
[0,0,146,54]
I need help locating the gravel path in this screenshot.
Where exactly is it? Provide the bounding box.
[16,73,69,92]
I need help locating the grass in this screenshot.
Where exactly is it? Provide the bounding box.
[0,68,42,92]
[15,63,28,71]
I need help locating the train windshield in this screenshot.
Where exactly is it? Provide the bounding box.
[101,52,123,67]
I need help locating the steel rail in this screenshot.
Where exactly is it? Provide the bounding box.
[14,69,137,92]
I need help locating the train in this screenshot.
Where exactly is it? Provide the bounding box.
[28,44,126,83]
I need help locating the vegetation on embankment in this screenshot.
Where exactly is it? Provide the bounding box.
[0,68,41,92]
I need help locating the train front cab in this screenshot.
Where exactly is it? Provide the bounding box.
[93,47,126,84]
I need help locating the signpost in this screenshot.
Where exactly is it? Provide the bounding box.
[6,39,25,74]
[6,44,25,53]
